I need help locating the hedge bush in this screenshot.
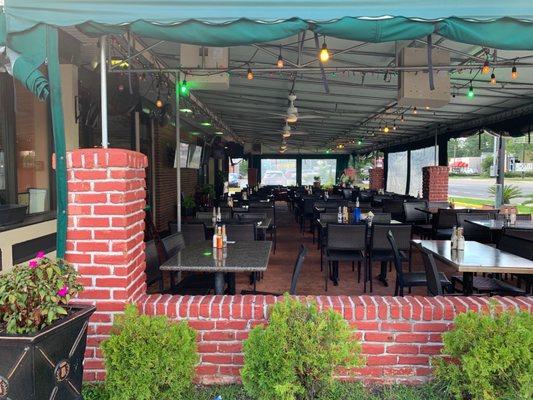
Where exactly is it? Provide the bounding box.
[434,308,533,400]
[102,304,198,400]
[241,295,363,400]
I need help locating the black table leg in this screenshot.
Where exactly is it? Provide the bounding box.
[462,272,474,295]
[214,272,225,295]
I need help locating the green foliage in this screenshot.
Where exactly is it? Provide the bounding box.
[102,304,198,400]
[522,193,533,207]
[241,295,363,400]
[183,195,196,209]
[481,154,494,175]
[82,384,110,400]
[433,308,533,400]
[317,381,371,400]
[201,184,216,198]
[0,255,82,334]
[488,184,523,204]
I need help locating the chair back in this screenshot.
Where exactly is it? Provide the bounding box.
[502,227,533,241]
[289,245,308,295]
[372,224,412,251]
[196,211,214,220]
[456,212,490,242]
[420,251,443,296]
[237,212,267,222]
[181,223,206,245]
[517,214,531,221]
[386,230,405,283]
[319,213,339,223]
[303,198,316,214]
[371,212,392,224]
[428,201,449,209]
[327,224,367,251]
[382,199,405,219]
[403,201,428,223]
[161,233,185,259]
[144,240,161,285]
[435,209,458,229]
[342,188,353,200]
[226,224,256,241]
[498,234,533,260]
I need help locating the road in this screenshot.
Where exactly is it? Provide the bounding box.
[449,177,533,203]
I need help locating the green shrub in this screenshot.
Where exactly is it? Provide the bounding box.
[241,295,363,400]
[102,304,198,400]
[488,184,523,204]
[433,308,533,400]
[82,383,109,400]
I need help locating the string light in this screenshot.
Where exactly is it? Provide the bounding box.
[490,72,496,85]
[393,123,397,131]
[482,60,490,74]
[277,46,284,68]
[383,125,390,133]
[511,65,518,79]
[179,79,189,96]
[155,97,164,108]
[467,82,475,99]
[413,107,418,114]
[400,114,405,122]
[247,67,254,80]
[319,38,330,63]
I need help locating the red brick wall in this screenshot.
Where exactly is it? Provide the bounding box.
[65,149,533,385]
[369,168,384,191]
[422,166,449,202]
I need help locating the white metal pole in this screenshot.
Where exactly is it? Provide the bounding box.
[100,35,109,148]
[175,72,182,232]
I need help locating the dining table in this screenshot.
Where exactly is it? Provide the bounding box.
[466,219,533,231]
[411,239,533,295]
[160,240,272,294]
[194,217,272,238]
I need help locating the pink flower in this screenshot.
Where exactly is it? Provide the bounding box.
[29,260,38,269]
[57,286,69,297]
[36,251,46,259]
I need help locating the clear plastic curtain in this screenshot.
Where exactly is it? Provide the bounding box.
[409,146,438,196]
[386,151,408,194]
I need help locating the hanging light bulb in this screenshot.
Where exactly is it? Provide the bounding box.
[413,107,418,114]
[490,72,496,84]
[467,82,475,99]
[247,67,254,80]
[155,97,164,108]
[357,139,362,145]
[383,125,390,133]
[393,123,397,131]
[511,65,518,79]
[482,60,490,74]
[277,46,284,68]
[400,114,405,122]
[319,38,330,63]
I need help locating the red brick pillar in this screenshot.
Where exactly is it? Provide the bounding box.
[422,166,449,202]
[65,148,148,380]
[369,167,384,191]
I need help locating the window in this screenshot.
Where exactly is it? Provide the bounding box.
[260,159,296,186]
[386,151,408,194]
[228,158,248,190]
[409,146,437,196]
[301,159,337,186]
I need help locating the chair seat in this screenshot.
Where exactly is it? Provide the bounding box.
[326,249,365,262]
[403,271,451,288]
[413,224,432,236]
[165,273,214,295]
[370,250,408,262]
[451,275,526,296]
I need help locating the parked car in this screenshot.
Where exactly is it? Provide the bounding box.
[229,172,240,188]
[262,170,287,186]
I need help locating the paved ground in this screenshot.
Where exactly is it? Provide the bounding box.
[449,177,533,203]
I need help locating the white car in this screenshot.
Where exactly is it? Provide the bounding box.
[262,170,287,186]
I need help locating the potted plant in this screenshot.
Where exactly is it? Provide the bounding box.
[182,195,196,217]
[0,253,95,400]
[313,175,321,188]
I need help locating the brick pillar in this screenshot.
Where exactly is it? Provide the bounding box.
[65,148,148,380]
[369,167,384,191]
[422,166,449,202]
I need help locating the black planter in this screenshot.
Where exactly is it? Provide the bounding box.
[0,305,95,400]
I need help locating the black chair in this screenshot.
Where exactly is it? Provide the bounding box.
[317,213,340,265]
[145,240,163,292]
[161,233,185,258]
[403,201,428,224]
[432,209,459,239]
[226,224,256,241]
[382,199,405,221]
[236,212,267,221]
[241,245,308,295]
[324,224,367,291]
[388,231,452,296]
[456,212,491,243]
[368,224,412,292]
[498,233,533,261]
[419,251,456,296]
[369,212,391,224]
[181,223,206,245]
[342,188,353,200]
[300,198,316,233]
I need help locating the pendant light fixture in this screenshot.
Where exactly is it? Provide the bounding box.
[277,46,284,68]
[490,72,496,85]
[511,65,518,79]
[247,66,254,80]
[319,37,330,63]
[467,82,475,98]
[481,60,490,74]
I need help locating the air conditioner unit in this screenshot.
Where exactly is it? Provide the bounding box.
[398,47,450,108]
[180,44,229,90]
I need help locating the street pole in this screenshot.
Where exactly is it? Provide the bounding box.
[100,35,108,148]
[175,72,182,232]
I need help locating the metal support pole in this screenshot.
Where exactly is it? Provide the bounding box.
[100,35,109,148]
[495,134,506,208]
[175,72,182,232]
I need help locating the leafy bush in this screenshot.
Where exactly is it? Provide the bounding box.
[488,184,523,204]
[82,384,110,400]
[241,295,363,400]
[183,195,196,209]
[433,308,533,400]
[102,304,198,400]
[0,254,82,334]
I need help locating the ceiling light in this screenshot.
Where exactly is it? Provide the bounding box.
[179,108,193,113]
[319,40,330,63]
[286,114,298,123]
[357,139,362,145]
[413,107,418,114]
[277,47,284,69]
[511,65,518,79]
[155,98,164,108]
[482,60,490,74]
[393,124,397,131]
[282,124,291,138]
[190,131,201,136]
[490,72,496,84]
[383,125,390,133]
[467,83,475,98]
[214,131,224,135]
[400,114,405,122]
[247,67,254,80]
[200,121,212,127]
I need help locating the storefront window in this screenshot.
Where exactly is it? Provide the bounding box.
[260,159,297,186]
[301,159,336,186]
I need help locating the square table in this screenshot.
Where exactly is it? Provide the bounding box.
[411,239,533,295]
[160,241,272,294]
[194,217,272,238]
[466,219,533,231]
